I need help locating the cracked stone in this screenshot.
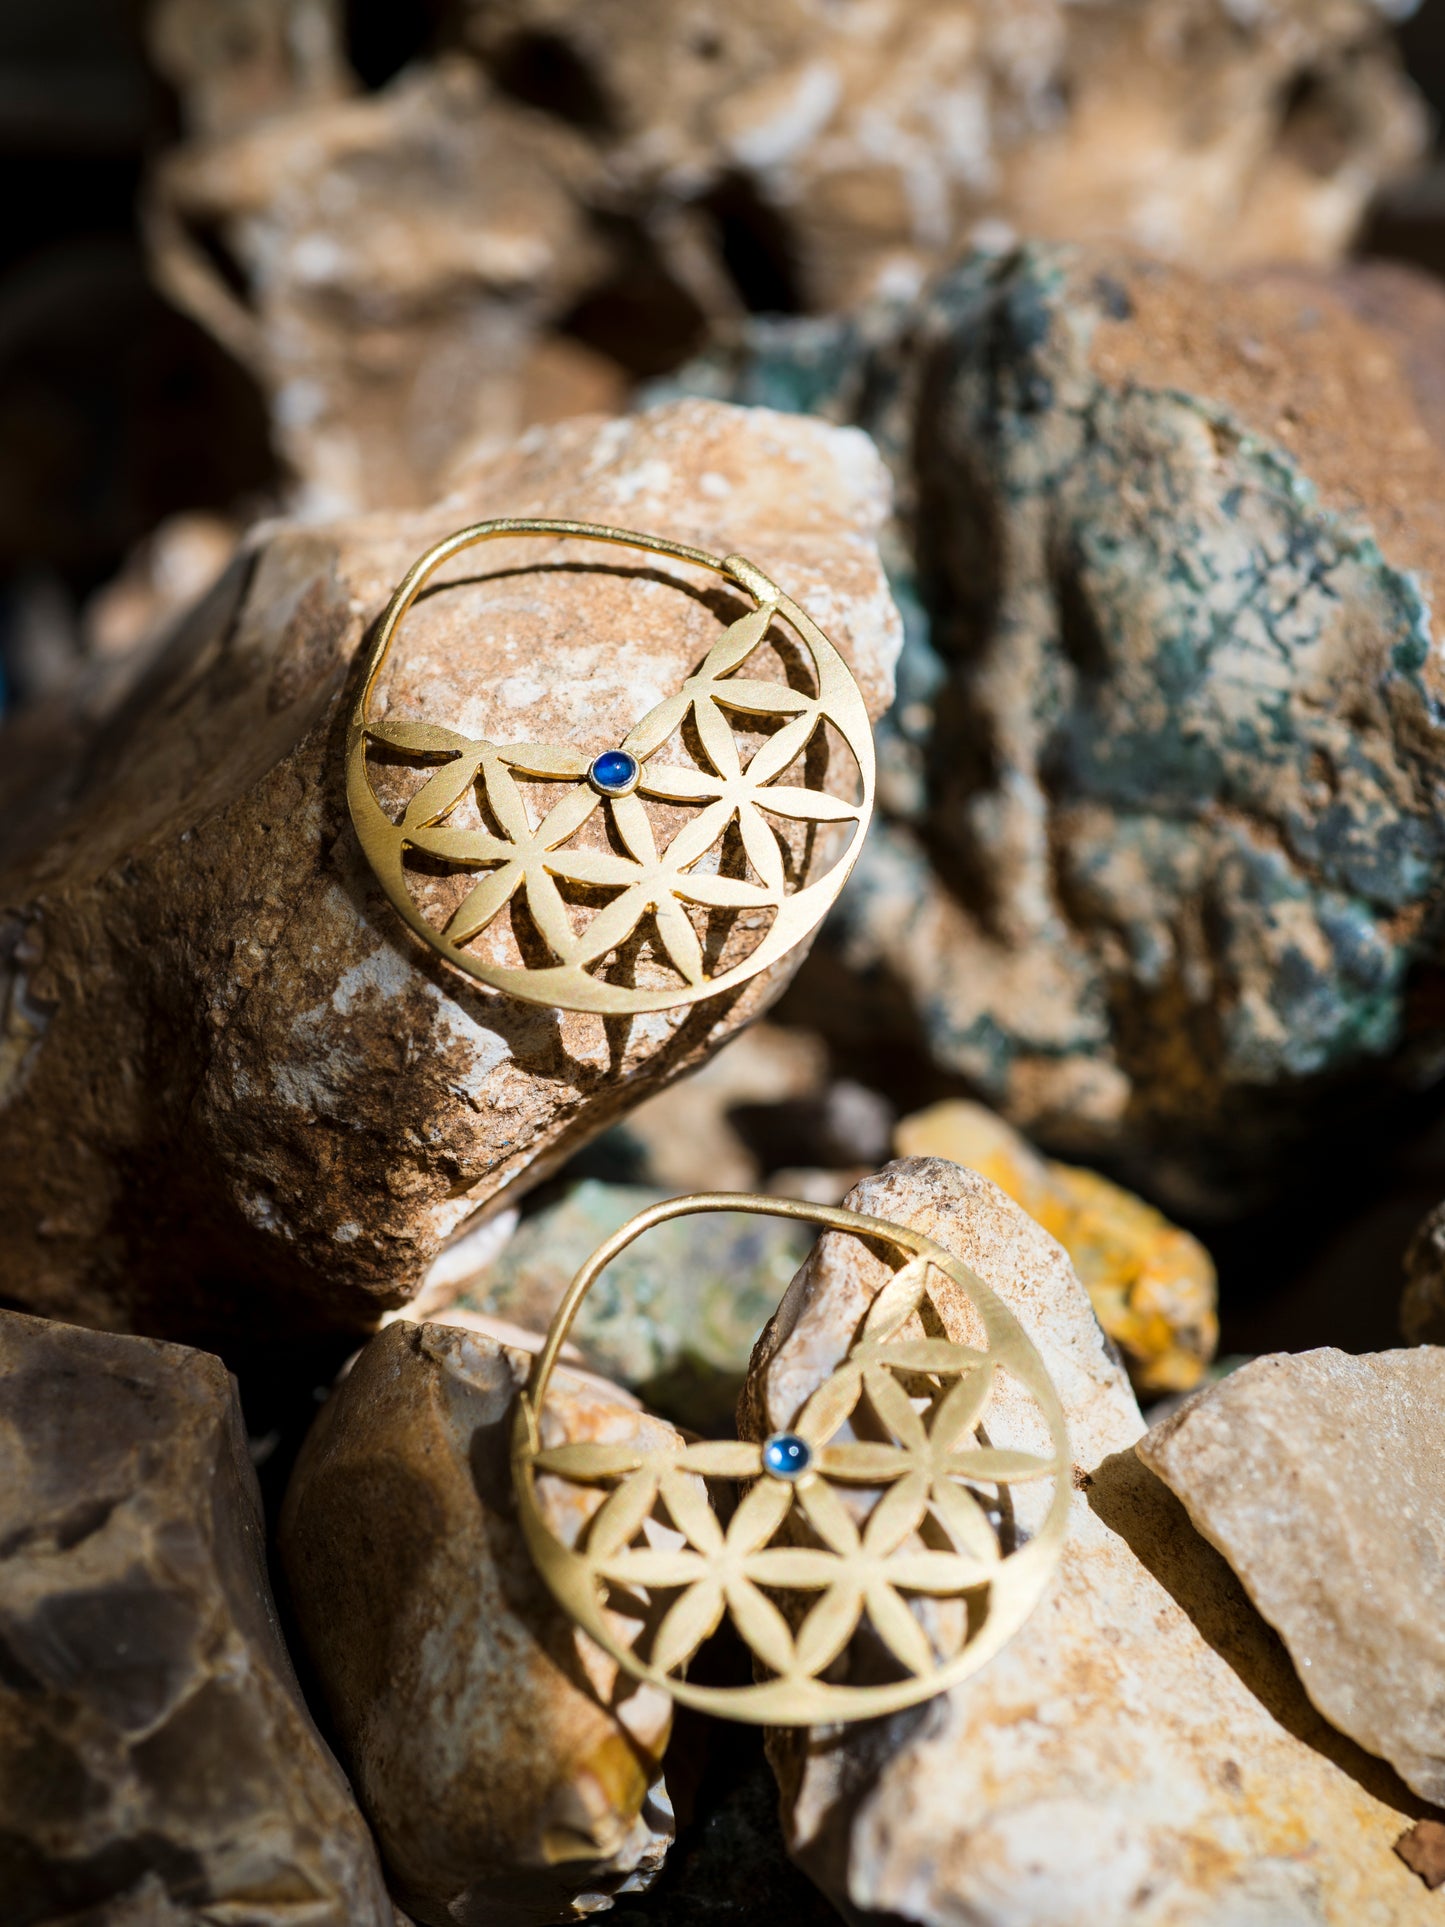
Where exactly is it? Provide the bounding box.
[0,398,898,1346]
[742,1158,1435,1925]
[0,1306,392,1927]
[278,1319,679,1926]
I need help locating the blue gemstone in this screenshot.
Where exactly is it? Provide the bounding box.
[589,749,639,796]
[762,1432,812,1480]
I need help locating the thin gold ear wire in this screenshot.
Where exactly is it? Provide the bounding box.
[346,519,876,1014]
[510,1192,1070,1727]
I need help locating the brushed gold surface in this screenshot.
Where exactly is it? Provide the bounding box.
[512,1193,1070,1725]
[347,519,875,1013]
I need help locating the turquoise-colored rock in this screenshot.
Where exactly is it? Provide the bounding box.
[659,248,1445,1209]
[454,1180,814,1429]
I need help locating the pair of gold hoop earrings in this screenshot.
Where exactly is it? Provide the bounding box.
[347,521,1069,1725]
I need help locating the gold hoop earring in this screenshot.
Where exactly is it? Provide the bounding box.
[346,519,876,1015]
[510,1193,1070,1726]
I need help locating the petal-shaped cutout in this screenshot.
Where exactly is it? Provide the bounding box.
[671,870,774,910]
[660,797,736,871]
[547,847,644,888]
[862,1468,930,1556]
[445,864,522,945]
[523,867,578,964]
[948,1447,1057,1484]
[727,1576,798,1676]
[865,1581,935,1677]
[874,1338,990,1378]
[531,1442,646,1480]
[537,781,602,848]
[793,1582,865,1677]
[863,1365,929,1454]
[479,754,533,844]
[499,742,590,778]
[860,1257,930,1341]
[693,695,742,783]
[725,1474,795,1554]
[676,1440,764,1478]
[609,792,658,865]
[795,1362,863,1447]
[621,691,689,760]
[660,1469,726,1556]
[743,710,817,787]
[367,719,476,756]
[753,785,859,823]
[650,1578,726,1678]
[797,1474,861,1556]
[886,1550,990,1595]
[697,602,775,680]
[709,679,812,718]
[929,1480,1001,1567]
[742,1545,843,1590]
[406,826,513,867]
[588,1468,664,1560]
[653,897,705,987]
[926,1364,996,1454]
[817,1442,913,1485]
[598,1545,711,1587]
[401,750,486,830]
[737,804,786,896]
[569,886,651,969]
[638,764,724,802]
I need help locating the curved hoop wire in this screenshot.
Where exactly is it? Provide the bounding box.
[346,520,876,1014]
[510,1192,1071,1725]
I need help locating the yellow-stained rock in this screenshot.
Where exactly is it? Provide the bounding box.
[895,1100,1216,1394]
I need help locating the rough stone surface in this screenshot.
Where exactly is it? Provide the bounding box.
[279,1318,679,1927]
[144,2,1425,511]
[1396,1819,1445,1891]
[1139,1346,1445,1806]
[148,57,622,515]
[674,247,1445,1208]
[0,398,898,1346]
[744,1158,1435,1925]
[0,1307,392,1926]
[895,1098,1217,1392]
[446,1178,815,1429]
[461,0,1424,310]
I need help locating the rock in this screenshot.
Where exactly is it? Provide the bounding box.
[1139,1347,1445,1806]
[673,247,1445,1209]
[744,1157,1433,1925]
[443,1178,814,1430]
[0,398,898,1345]
[895,1099,1216,1393]
[1402,1198,1445,1344]
[278,1318,679,1926]
[143,4,1425,512]
[598,1020,831,1195]
[0,1306,392,1926]
[1396,1819,1445,1891]
[461,0,1424,310]
[147,58,623,515]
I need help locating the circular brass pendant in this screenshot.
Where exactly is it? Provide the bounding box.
[346,519,875,1014]
[511,1194,1070,1726]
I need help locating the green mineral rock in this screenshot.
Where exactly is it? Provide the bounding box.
[453,1180,814,1429]
[660,246,1445,1210]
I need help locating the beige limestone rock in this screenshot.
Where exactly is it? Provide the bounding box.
[147,57,620,515]
[745,1158,1435,1925]
[1139,1347,1445,1807]
[463,0,1425,310]
[895,1098,1217,1393]
[0,1307,392,1925]
[0,398,898,1346]
[279,1318,678,1926]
